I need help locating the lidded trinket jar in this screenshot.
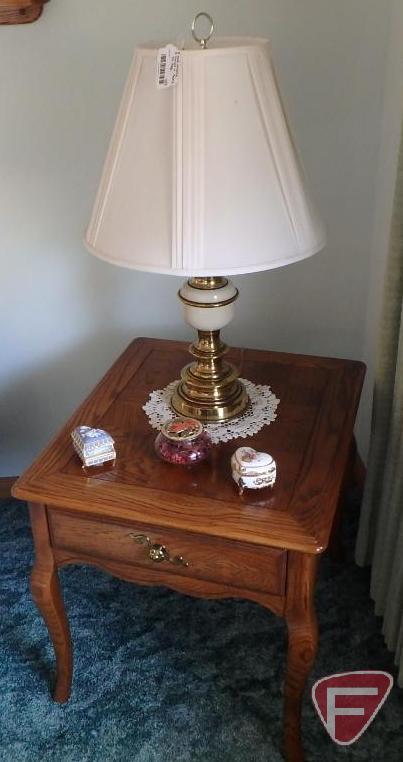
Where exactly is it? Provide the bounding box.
[155,417,212,465]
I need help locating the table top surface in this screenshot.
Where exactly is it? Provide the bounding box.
[14,337,365,554]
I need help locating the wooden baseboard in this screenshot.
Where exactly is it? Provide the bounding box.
[0,477,18,500]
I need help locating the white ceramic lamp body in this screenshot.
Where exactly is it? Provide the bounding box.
[179,279,237,331]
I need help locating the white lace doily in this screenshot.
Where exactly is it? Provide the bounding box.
[143,379,280,444]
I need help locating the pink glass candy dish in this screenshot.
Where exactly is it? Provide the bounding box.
[155,417,212,465]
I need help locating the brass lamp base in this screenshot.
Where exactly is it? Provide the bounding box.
[171,277,249,423]
[171,330,249,422]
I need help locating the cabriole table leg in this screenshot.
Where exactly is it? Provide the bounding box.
[284,552,319,762]
[29,503,72,703]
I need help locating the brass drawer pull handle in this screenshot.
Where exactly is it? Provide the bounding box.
[129,533,189,568]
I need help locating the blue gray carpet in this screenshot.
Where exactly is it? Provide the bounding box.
[1,497,402,761]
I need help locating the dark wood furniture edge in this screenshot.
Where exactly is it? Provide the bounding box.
[0,1,47,24]
[0,477,18,499]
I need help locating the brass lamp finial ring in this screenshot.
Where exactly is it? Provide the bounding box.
[191,12,214,49]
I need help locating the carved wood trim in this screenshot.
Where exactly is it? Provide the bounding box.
[0,1,48,24]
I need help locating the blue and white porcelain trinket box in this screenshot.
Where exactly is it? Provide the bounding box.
[71,426,116,468]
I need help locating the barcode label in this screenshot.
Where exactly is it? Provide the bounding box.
[156,45,181,89]
[159,53,167,85]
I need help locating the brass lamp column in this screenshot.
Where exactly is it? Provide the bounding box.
[171,277,249,422]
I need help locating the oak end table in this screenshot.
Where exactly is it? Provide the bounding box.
[13,338,365,761]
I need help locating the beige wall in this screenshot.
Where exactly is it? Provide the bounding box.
[0,1,398,474]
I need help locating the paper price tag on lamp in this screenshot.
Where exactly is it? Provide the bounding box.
[156,45,181,89]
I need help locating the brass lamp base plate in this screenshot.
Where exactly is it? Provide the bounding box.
[171,377,249,423]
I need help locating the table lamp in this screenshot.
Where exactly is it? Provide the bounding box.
[85,14,325,423]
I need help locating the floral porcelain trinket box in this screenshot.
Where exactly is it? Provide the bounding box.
[231,446,276,495]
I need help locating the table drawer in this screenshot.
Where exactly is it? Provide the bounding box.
[48,510,287,596]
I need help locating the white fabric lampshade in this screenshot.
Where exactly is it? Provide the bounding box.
[85,37,325,276]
